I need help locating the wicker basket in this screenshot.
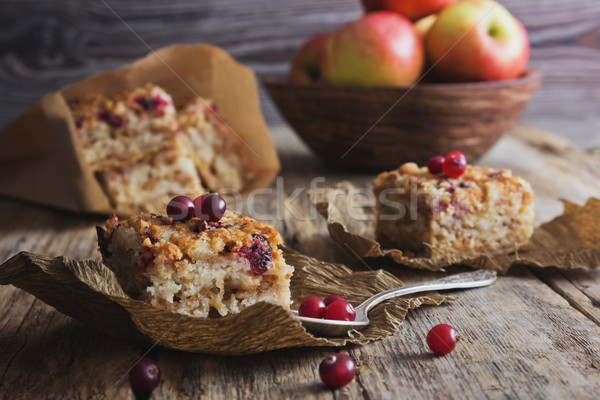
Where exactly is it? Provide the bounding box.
[264,70,541,170]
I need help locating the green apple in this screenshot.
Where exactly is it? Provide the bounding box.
[321,12,424,86]
[425,0,530,82]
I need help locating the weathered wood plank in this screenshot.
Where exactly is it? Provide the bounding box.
[353,267,600,399]
[0,124,600,398]
[533,268,600,326]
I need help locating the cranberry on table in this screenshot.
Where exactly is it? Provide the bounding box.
[195,194,227,222]
[298,295,327,319]
[319,353,356,389]
[129,357,161,395]
[323,294,346,306]
[427,155,445,175]
[427,323,460,355]
[442,151,467,178]
[324,299,356,321]
[166,196,195,221]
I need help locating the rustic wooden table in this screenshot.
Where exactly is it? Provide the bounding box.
[1,0,600,397]
[1,123,599,399]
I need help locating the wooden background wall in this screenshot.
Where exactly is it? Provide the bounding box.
[1,0,599,148]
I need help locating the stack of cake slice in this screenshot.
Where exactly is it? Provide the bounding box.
[70,84,255,213]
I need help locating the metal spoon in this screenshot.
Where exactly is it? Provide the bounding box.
[291,269,497,337]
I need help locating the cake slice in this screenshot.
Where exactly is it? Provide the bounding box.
[70,84,179,171]
[99,135,204,214]
[178,98,258,192]
[97,211,293,318]
[372,162,535,259]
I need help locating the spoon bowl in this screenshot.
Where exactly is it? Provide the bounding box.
[291,269,497,337]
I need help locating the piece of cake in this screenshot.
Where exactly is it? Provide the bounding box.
[97,212,294,318]
[70,84,180,171]
[99,135,204,214]
[178,98,258,192]
[372,162,535,259]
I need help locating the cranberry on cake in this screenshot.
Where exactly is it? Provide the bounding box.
[97,195,293,318]
[372,153,535,259]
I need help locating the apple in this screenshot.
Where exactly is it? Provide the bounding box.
[321,12,424,86]
[288,32,331,83]
[425,0,530,82]
[361,0,457,21]
[413,14,438,40]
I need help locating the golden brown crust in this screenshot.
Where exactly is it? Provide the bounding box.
[105,211,284,269]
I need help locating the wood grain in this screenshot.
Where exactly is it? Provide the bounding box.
[0,0,599,147]
[1,125,600,399]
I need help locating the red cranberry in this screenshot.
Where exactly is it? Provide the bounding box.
[319,353,356,389]
[74,114,84,129]
[134,95,169,112]
[323,294,346,306]
[238,234,273,276]
[442,151,467,178]
[298,296,327,319]
[129,357,160,395]
[427,324,460,355]
[166,196,195,221]
[324,300,356,321]
[195,194,226,222]
[427,155,445,175]
[192,194,209,212]
[97,110,124,128]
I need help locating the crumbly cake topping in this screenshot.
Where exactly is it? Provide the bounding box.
[70,84,179,147]
[99,211,284,276]
[373,163,534,216]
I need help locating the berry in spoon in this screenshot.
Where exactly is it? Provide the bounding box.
[298,295,327,319]
[324,299,356,321]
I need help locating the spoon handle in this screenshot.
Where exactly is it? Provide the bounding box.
[358,270,497,314]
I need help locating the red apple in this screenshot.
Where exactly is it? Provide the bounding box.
[288,32,331,83]
[361,0,457,21]
[425,0,530,82]
[321,12,424,86]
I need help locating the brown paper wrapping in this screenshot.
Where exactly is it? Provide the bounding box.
[0,247,452,355]
[313,182,600,273]
[0,44,280,214]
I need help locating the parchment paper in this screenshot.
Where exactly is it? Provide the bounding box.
[0,44,279,214]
